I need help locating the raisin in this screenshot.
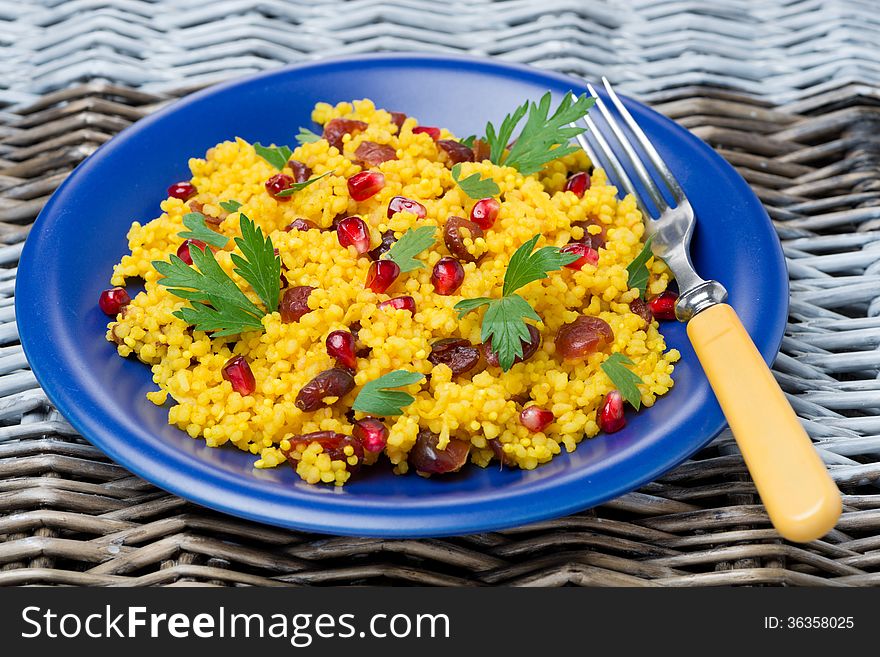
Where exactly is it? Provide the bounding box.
[368,229,397,261]
[322,118,368,151]
[437,139,474,165]
[295,368,356,412]
[282,431,364,472]
[555,316,614,360]
[428,338,480,376]
[408,429,470,475]
[288,160,312,183]
[279,286,315,323]
[354,141,397,166]
[443,216,484,263]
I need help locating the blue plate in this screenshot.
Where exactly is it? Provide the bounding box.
[15,54,787,537]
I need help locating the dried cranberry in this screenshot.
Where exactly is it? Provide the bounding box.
[443,216,484,263]
[354,141,397,166]
[295,368,356,412]
[428,338,480,376]
[389,112,407,131]
[572,219,606,250]
[265,173,294,201]
[564,172,591,198]
[168,181,196,200]
[649,291,679,321]
[484,324,542,368]
[431,257,465,296]
[176,239,206,266]
[352,418,388,453]
[560,242,599,269]
[408,429,470,475]
[326,330,357,370]
[285,218,319,232]
[323,118,368,150]
[336,216,371,254]
[288,160,312,183]
[283,431,364,470]
[599,390,626,433]
[365,259,401,294]
[280,286,315,323]
[387,196,427,219]
[630,298,653,326]
[378,296,416,314]
[99,287,130,316]
[348,171,385,202]
[437,139,474,165]
[470,197,500,230]
[413,126,441,141]
[222,356,256,396]
[368,230,397,261]
[555,316,614,360]
[519,405,554,433]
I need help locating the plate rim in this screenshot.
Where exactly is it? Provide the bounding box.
[15,52,789,537]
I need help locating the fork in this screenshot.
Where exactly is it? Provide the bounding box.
[575,79,841,543]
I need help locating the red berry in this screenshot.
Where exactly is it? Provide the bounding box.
[167,181,196,200]
[378,296,416,314]
[519,405,554,433]
[469,197,501,230]
[564,172,591,198]
[649,291,679,321]
[99,287,130,316]
[365,259,401,293]
[352,418,389,453]
[387,196,427,219]
[413,126,441,141]
[285,218,318,232]
[336,216,371,254]
[326,330,357,369]
[599,390,626,433]
[265,173,294,201]
[431,257,465,295]
[347,171,385,202]
[560,242,599,269]
[176,239,207,265]
[222,356,256,396]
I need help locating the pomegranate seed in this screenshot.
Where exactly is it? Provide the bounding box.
[222,356,256,396]
[431,257,465,295]
[649,290,679,321]
[167,181,196,200]
[348,171,385,202]
[469,197,501,230]
[336,216,371,254]
[265,173,294,201]
[599,390,626,433]
[387,196,427,219]
[326,330,357,369]
[99,287,130,316]
[176,239,206,265]
[413,126,441,141]
[285,218,318,232]
[564,172,591,198]
[378,296,416,314]
[352,418,389,453]
[365,259,401,293]
[561,242,599,269]
[519,405,554,433]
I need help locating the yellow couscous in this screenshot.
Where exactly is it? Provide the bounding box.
[103,97,679,487]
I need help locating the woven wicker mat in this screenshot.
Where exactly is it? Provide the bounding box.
[1,0,880,586]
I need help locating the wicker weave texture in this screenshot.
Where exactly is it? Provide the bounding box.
[1,0,880,586]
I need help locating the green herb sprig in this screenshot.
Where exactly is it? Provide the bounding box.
[178,212,229,249]
[352,370,425,416]
[254,143,293,170]
[625,236,655,299]
[451,163,500,199]
[274,171,333,197]
[600,353,643,409]
[154,214,281,336]
[296,127,322,145]
[220,199,242,212]
[455,235,579,371]
[384,226,437,272]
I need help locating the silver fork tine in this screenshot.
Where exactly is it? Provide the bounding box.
[586,82,668,217]
[570,94,649,219]
[602,76,686,204]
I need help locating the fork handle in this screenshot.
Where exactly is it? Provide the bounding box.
[687,303,841,542]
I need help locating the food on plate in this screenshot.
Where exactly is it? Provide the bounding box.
[102,93,678,486]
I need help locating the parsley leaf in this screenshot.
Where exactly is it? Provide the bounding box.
[451,163,500,199]
[455,235,578,371]
[384,226,436,272]
[254,142,293,171]
[460,135,477,148]
[625,236,655,299]
[178,212,229,249]
[296,127,322,145]
[231,214,281,313]
[220,199,242,212]
[352,370,425,416]
[601,353,643,410]
[483,92,595,175]
[274,171,332,197]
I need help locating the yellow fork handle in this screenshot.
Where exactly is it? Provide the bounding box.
[687,303,841,542]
